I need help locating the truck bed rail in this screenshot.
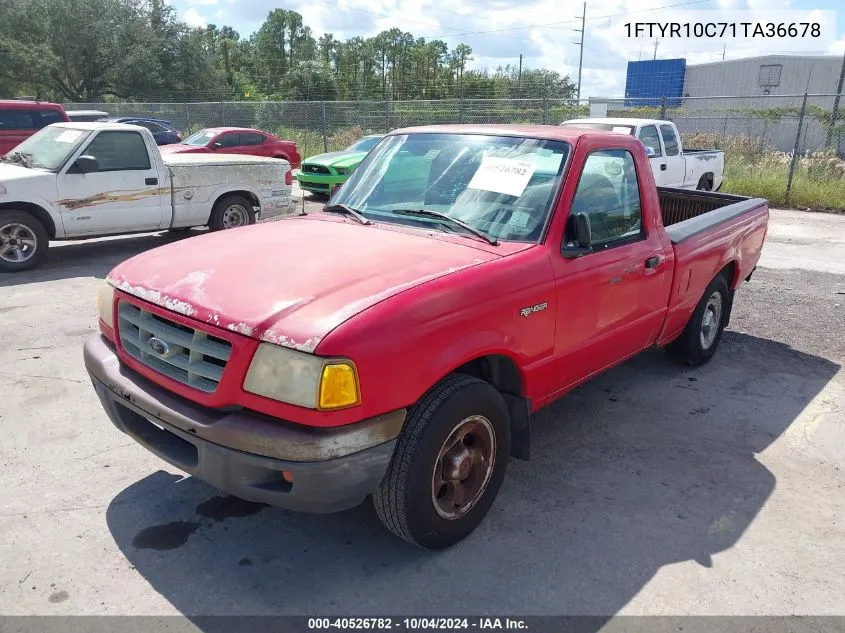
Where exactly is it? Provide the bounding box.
[659,188,748,226]
[659,187,767,244]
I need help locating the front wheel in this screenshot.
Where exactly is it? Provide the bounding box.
[666,274,730,366]
[208,195,256,231]
[373,374,511,549]
[0,210,49,273]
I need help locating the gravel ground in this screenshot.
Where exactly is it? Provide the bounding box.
[0,201,843,622]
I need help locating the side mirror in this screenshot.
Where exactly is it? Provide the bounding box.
[210,142,222,149]
[562,212,593,258]
[73,155,99,174]
[644,145,656,158]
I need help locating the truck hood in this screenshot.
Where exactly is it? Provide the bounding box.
[302,151,367,169]
[0,163,53,181]
[108,217,505,353]
[0,164,57,195]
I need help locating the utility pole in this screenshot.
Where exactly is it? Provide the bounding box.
[722,44,726,60]
[573,2,586,102]
[518,54,522,98]
[653,38,659,60]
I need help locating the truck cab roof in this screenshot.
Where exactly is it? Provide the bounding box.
[387,123,637,144]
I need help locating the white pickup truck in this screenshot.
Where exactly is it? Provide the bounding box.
[560,118,725,192]
[0,122,294,272]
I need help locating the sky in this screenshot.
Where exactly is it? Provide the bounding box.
[170,0,845,96]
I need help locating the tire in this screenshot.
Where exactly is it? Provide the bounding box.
[208,195,256,231]
[696,174,713,191]
[373,374,511,550]
[0,210,49,273]
[666,273,730,366]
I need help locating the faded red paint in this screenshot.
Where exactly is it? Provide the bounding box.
[103,127,768,429]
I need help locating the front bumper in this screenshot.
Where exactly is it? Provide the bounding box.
[83,334,404,513]
[294,170,346,193]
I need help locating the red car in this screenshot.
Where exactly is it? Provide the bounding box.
[160,127,301,169]
[0,100,69,155]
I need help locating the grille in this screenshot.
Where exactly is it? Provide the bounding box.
[302,164,330,175]
[118,301,232,393]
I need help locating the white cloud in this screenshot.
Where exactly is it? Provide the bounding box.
[829,38,845,55]
[183,7,208,28]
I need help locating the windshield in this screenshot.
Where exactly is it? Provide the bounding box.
[561,122,635,135]
[5,126,92,171]
[347,136,381,153]
[331,133,570,243]
[182,130,216,146]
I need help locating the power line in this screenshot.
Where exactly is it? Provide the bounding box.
[422,0,711,39]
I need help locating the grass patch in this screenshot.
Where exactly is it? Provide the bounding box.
[684,133,844,211]
[723,161,845,210]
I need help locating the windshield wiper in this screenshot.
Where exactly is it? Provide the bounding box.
[323,203,371,225]
[2,151,32,168]
[390,208,499,246]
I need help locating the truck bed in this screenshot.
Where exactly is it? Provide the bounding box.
[655,187,768,347]
[658,187,767,243]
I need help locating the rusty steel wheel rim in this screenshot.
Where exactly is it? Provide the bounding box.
[431,415,496,520]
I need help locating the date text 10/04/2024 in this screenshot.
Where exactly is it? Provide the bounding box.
[624,22,821,38]
[307,618,529,630]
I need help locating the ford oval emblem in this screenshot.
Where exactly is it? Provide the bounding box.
[148,337,169,356]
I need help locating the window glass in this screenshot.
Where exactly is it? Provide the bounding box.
[331,133,571,243]
[183,130,216,146]
[638,125,662,157]
[568,149,643,248]
[241,133,265,145]
[660,124,679,156]
[0,110,37,129]
[347,136,382,152]
[38,110,66,127]
[6,126,91,171]
[83,131,151,171]
[216,133,242,148]
[133,121,167,133]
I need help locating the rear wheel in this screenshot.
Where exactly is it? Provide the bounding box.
[0,210,49,273]
[667,274,730,366]
[373,374,511,549]
[696,174,713,191]
[208,195,256,231]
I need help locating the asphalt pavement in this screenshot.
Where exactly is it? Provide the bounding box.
[1,198,843,621]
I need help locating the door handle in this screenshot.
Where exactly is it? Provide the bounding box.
[660,164,667,171]
[645,256,661,269]
[145,177,158,185]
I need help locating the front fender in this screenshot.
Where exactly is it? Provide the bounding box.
[0,193,65,238]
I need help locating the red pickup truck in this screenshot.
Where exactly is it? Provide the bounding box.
[84,125,768,549]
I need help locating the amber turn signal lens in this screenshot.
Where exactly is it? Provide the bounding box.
[318,363,360,410]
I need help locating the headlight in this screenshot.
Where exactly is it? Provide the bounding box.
[97,280,116,328]
[244,343,360,410]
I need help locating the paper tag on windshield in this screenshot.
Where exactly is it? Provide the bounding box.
[56,130,82,143]
[468,156,536,198]
[611,126,633,134]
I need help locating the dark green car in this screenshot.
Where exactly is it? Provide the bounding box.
[294,134,385,194]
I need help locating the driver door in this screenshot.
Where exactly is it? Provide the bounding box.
[547,144,669,395]
[57,130,164,236]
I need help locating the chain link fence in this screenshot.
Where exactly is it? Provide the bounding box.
[66,95,844,210]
